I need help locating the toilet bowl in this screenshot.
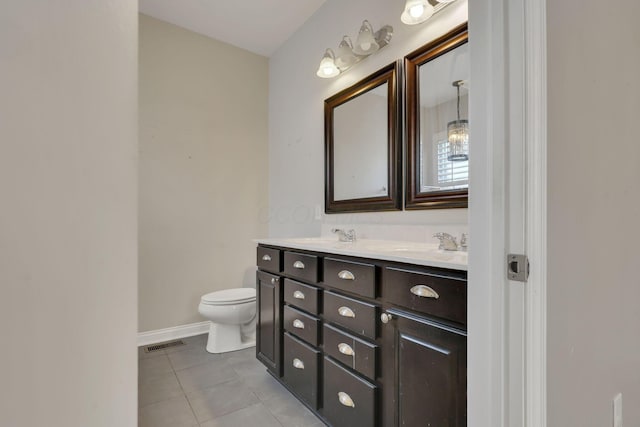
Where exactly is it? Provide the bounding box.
[198,288,257,354]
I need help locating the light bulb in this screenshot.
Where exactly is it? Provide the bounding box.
[353,20,379,56]
[409,4,424,18]
[316,49,340,78]
[335,36,357,70]
[401,0,433,25]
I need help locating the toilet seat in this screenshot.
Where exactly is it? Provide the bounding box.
[200,288,256,306]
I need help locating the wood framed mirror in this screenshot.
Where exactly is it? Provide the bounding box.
[324,62,401,213]
[405,23,469,209]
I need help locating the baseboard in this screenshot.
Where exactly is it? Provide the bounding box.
[137,321,210,347]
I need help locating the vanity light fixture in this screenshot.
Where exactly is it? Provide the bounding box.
[401,0,434,25]
[353,20,380,55]
[316,21,393,79]
[316,49,340,78]
[447,80,469,161]
[400,0,457,26]
[335,36,358,69]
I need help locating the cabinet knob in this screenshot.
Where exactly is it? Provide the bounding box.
[338,270,355,280]
[338,306,356,318]
[293,290,305,300]
[292,358,305,370]
[410,285,439,299]
[261,254,272,261]
[293,260,305,269]
[292,319,305,329]
[338,391,355,408]
[380,312,393,324]
[338,343,355,356]
[270,277,278,285]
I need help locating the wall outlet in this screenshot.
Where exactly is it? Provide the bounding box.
[314,204,322,220]
[613,393,623,427]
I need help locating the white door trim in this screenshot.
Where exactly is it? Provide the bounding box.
[524,0,547,425]
[468,0,547,426]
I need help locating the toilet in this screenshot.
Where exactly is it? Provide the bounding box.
[198,287,257,354]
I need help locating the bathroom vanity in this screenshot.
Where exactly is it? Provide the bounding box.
[255,238,467,427]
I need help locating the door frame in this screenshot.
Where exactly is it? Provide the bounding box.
[467,0,547,426]
[523,0,547,425]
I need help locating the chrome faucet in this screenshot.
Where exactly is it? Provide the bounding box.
[433,232,459,251]
[459,233,468,252]
[332,228,356,242]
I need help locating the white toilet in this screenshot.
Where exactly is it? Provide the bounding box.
[198,287,257,354]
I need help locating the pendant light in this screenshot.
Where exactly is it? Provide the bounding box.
[447,80,469,161]
[316,49,340,78]
[401,0,434,25]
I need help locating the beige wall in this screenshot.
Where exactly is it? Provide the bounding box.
[138,14,269,332]
[0,1,138,426]
[547,1,640,426]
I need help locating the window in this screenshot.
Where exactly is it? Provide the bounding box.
[436,138,468,189]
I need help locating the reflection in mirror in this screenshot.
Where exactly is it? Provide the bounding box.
[406,23,468,209]
[333,83,388,201]
[325,62,401,213]
[419,45,469,193]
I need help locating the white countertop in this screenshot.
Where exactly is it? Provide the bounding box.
[254,237,467,271]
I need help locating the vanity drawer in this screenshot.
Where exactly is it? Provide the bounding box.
[257,246,281,273]
[323,257,376,298]
[284,251,319,283]
[283,279,319,315]
[322,356,377,427]
[383,267,467,326]
[283,305,320,347]
[323,323,377,381]
[283,333,320,409]
[323,291,377,340]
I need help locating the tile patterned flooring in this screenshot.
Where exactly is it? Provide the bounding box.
[138,334,324,427]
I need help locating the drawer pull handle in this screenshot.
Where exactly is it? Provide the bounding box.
[338,306,355,318]
[292,358,305,369]
[262,254,272,261]
[293,261,305,269]
[338,270,355,280]
[293,290,305,300]
[381,312,393,324]
[270,277,278,285]
[338,343,354,356]
[338,391,355,408]
[292,319,305,329]
[410,285,439,299]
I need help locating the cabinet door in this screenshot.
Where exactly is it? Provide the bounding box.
[381,308,467,427]
[256,270,282,376]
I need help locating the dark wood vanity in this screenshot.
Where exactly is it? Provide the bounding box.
[256,243,467,426]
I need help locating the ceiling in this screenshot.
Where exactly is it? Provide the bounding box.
[138,0,327,57]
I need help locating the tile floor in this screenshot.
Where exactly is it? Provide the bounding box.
[138,334,324,427]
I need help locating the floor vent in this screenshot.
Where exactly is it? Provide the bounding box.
[144,339,186,353]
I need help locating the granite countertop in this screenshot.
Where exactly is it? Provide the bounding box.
[254,237,467,271]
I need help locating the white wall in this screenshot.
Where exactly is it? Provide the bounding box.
[269,0,468,238]
[0,1,137,426]
[139,15,269,332]
[547,1,640,425]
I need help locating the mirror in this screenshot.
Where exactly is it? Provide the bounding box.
[325,62,401,213]
[405,23,469,209]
